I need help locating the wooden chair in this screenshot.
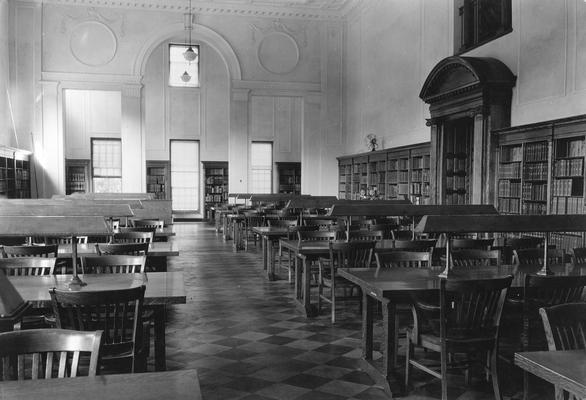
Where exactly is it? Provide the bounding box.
[267,218,298,228]
[374,249,432,365]
[571,247,586,266]
[1,244,59,258]
[297,230,337,241]
[81,255,147,274]
[513,248,566,265]
[112,231,154,244]
[406,275,513,400]
[369,223,398,239]
[348,229,384,242]
[317,241,375,323]
[0,258,56,276]
[304,218,336,231]
[450,249,501,268]
[50,285,147,373]
[0,329,102,380]
[44,236,88,245]
[539,303,586,400]
[450,238,494,250]
[243,211,264,250]
[95,243,149,256]
[118,226,158,234]
[131,219,164,229]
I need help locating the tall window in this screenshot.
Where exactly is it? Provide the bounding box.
[91,138,122,193]
[250,142,273,193]
[455,0,511,54]
[170,140,200,212]
[169,44,199,87]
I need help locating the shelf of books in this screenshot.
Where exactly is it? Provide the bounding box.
[146,161,169,200]
[203,161,228,211]
[522,141,549,215]
[338,158,352,199]
[367,153,386,199]
[444,128,471,205]
[497,144,522,213]
[0,146,31,199]
[552,136,584,214]
[65,159,89,195]
[276,162,301,195]
[410,146,431,204]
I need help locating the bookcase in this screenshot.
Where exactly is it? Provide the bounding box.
[0,146,31,199]
[495,114,586,250]
[146,161,169,200]
[337,142,431,201]
[65,159,90,195]
[276,162,301,194]
[443,121,472,205]
[202,161,228,218]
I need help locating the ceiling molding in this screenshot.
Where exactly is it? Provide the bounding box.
[40,0,363,21]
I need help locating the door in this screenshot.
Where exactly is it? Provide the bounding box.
[170,140,199,212]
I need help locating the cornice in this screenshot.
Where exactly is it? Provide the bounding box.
[39,0,362,21]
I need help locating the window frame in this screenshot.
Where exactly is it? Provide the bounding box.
[169,139,200,213]
[454,0,512,55]
[90,137,122,193]
[168,43,200,88]
[249,141,273,194]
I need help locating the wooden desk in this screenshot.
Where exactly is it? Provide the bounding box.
[0,369,202,400]
[514,350,586,399]
[10,272,186,371]
[252,227,289,280]
[338,264,585,396]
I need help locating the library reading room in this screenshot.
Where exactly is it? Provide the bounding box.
[1,1,586,399]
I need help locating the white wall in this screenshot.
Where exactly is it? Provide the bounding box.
[0,0,10,146]
[344,0,586,155]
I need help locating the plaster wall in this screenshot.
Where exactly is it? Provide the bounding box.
[0,0,10,146]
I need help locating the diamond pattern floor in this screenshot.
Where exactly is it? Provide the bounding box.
[160,223,552,400]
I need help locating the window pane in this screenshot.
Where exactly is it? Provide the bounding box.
[171,140,199,211]
[93,178,122,193]
[92,139,122,193]
[250,142,272,193]
[169,44,199,88]
[251,142,272,167]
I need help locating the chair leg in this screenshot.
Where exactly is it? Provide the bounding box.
[490,349,502,400]
[405,337,412,388]
[441,349,448,400]
[331,285,336,324]
[394,312,400,368]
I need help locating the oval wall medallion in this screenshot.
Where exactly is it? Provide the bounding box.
[257,32,299,75]
[70,21,117,66]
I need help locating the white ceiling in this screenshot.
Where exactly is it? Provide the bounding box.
[43,0,363,20]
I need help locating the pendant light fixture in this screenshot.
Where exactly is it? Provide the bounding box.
[183,0,197,62]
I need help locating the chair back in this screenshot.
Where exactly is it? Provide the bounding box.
[375,249,431,271]
[43,236,88,245]
[268,219,298,228]
[304,219,335,231]
[450,238,494,250]
[440,275,512,340]
[326,241,375,269]
[539,302,586,351]
[0,258,56,276]
[513,248,566,265]
[451,249,501,268]
[505,237,544,249]
[112,231,154,244]
[288,225,318,240]
[95,243,149,257]
[117,226,158,234]
[131,219,164,229]
[348,229,384,242]
[50,285,146,373]
[571,247,586,266]
[1,244,59,258]
[369,223,398,239]
[81,255,147,273]
[0,329,102,380]
[298,230,337,241]
[245,213,265,229]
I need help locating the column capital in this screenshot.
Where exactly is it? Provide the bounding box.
[122,83,143,98]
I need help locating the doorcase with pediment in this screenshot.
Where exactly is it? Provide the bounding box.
[420,56,516,205]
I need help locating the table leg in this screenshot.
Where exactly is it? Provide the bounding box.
[267,240,276,281]
[362,292,374,360]
[382,299,396,377]
[294,255,301,301]
[261,236,267,271]
[153,305,167,371]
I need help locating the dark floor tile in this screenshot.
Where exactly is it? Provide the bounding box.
[314,344,355,356]
[259,335,297,345]
[254,326,290,335]
[282,373,332,389]
[213,337,252,348]
[340,370,376,386]
[353,387,391,400]
[295,390,348,400]
[223,377,274,392]
[305,333,341,343]
[326,356,364,370]
[215,348,259,361]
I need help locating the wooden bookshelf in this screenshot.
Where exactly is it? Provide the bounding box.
[146,161,169,200]
[65,159,90,195]
[337,142,431,201]
[276,162,301,195]
[0,146,31,199]
[202,161,228,219]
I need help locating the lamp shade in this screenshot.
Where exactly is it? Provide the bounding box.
[181,71,192,82]
[0,272,26,318]
[183,46,197,62]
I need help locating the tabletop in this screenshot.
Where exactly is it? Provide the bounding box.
[338,264,585,300]
[9,272,186,307]
[252,227,290,237]
[0,369,201,400]
[57,242,180,257]
[515,350,586,398]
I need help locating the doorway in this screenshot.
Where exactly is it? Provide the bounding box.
[170,140,200,213]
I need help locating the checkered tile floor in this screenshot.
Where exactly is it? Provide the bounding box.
[161,223,552,400]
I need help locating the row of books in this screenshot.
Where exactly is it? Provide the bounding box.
[411,170,430,182]
[498,180,521,197]
[205,177,226,185]
[16,169,29,180]
[522,202,547,215]
[499,163,521,179]
[556,138,585,158]
[147,176,166,184]
[549,232,584,250]
[551,196,584,214]
[498,198,520,213]
[523,162,548,180]
[445,157,467,173]
[68,173,86,182]
[206,168,225,175]
[500,145,522,163]
[206,185,224,194]
[444,192,468,205]
[147,184,165,193]
[551,178,580,197]
[410,183,430,196]
[411,156,430,169]
[205,194,228,203]
[522,183,547,201]
[446,176,467,190]
[387,159,410,171]
[524,142,548,162]
[553,158,583,177]
[67,182,86,192]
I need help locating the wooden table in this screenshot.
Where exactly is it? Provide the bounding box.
[10,272,186,371]
[338,263,585,396]
[0,369,202,400]
[252,226,289,280]
[515,350,586,399]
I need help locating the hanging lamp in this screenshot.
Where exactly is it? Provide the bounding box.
[183,0,197,62]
